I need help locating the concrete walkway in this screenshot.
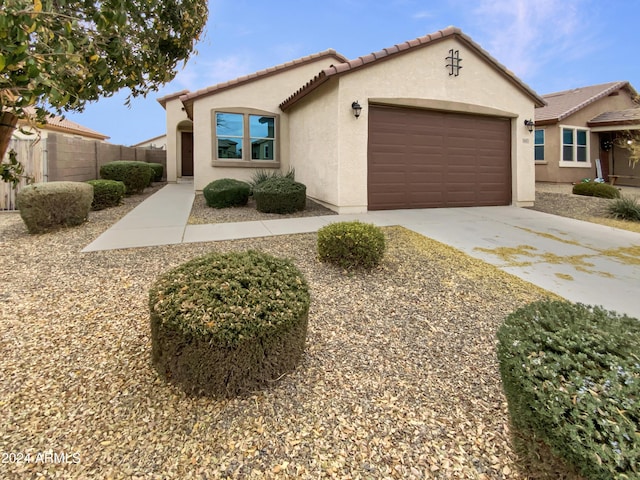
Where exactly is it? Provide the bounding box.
[83,183,640,318]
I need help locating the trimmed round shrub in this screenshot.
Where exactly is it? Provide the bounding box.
[86,179,126,210]
[17,181,93,234]
[148,163,164,183]
[202,178,251,208]
[99,161,153,194]
[497,300,640,480]
[607,196,640,221]
[149,250,310,397]
[317,221,386,270]
[253,177,306,214]
[572,181,620,199]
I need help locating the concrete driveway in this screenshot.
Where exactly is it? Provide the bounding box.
[362,206,640,319]
[83,184,640,319]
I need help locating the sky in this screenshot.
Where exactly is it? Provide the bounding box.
[65,0,640,146]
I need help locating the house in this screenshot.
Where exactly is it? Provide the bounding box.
[131,134,167,150]
[159,26,545,213]
[12,110,110,142]
[534,81,640,186]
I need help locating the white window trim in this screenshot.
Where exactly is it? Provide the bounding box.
[559,125,591,168]
[211,108,280,168]
[534,128,545,163]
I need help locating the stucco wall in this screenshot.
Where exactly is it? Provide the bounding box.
[536,90,638,184]
[287,82,341,207]
[189,57,340,191]
[289,36,537,211]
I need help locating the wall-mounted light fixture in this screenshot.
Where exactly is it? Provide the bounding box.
[351,101,362,119]
[524,119,535,133]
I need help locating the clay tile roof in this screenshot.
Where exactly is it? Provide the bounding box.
[178,49,348,112]
[19,108,109,140]
[280,26,545,111]
[535,81,636,124]
[157,89,190,108]
[587,107,640,127]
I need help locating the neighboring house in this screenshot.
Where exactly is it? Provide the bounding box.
[534,81,640,186]
[131,134,167,150]
[12,111,110,142]
[159,26,545,213]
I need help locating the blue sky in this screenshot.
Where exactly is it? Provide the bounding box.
[66,0,640,146]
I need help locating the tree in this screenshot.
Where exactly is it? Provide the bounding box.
[0,0,208,161]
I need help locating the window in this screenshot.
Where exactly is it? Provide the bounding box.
[214,110,277,164]
[534,129,544,161]
[561,126,590,166]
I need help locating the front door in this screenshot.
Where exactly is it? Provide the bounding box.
[181,132,194,176]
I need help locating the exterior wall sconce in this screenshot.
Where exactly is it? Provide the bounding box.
[524,119,535,133]
[352,101,362,119]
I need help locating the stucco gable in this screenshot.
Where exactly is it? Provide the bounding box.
[178,49,348,119]
[535,81,639,125]
[280,26,545,111]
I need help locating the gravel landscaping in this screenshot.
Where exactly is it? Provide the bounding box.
[0,183,634,479]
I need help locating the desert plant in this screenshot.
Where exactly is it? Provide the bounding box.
[253,176,306,214]
[317,221,386,270]
[86,179,126,210]
[99,161,153,194]
[497,300,640,480]
[607,196,640,221]
[249,168,295,190]
[148,163,164,183]
[17,181,93,233]
[572,181,620,199]
[202,178,251,208]
[149,250,310,397]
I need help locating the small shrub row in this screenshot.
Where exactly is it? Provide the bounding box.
[497,300,640,479]
[203,178,251,208]
[253,176,306,214]
[572,181,620,199]
[17,181,93,233]
[100,161,153,194]
[149,250,310,398]
[148,163,164,183]
[607,196,640,221]
[317,221,386,270]
[86,179,126,210]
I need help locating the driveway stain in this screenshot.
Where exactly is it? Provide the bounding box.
[516,226,582,246]
[555,273,574,281]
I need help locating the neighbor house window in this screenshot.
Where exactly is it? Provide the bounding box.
[560,126,590,166]
[214,110,277,163]
[534,129,544,161]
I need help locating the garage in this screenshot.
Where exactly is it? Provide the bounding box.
[367,105,512,210]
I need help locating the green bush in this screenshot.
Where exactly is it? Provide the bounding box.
[572,181,620,199]
[99,161,153,194]
[497,300,640,480]
[317,221,386,270]
[86,179,126,210]
[253,176,306,214]
[17,181,93,233]
[249,168,295,190]
[202,178,251,208]
[148,163,164,183]
[607,196,640,221]
[149,250,310,397]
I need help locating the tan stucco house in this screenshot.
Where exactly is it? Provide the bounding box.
[534,81,640,186]
[159,26,545,213]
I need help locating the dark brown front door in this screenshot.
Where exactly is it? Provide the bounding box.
[367,105,512,210]
[181,132,194,176]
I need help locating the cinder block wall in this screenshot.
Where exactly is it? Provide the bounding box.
[47,133,167,181]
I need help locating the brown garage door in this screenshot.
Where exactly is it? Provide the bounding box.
[368,105,511,210]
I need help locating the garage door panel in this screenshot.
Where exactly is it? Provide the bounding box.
[368,105,511,210]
